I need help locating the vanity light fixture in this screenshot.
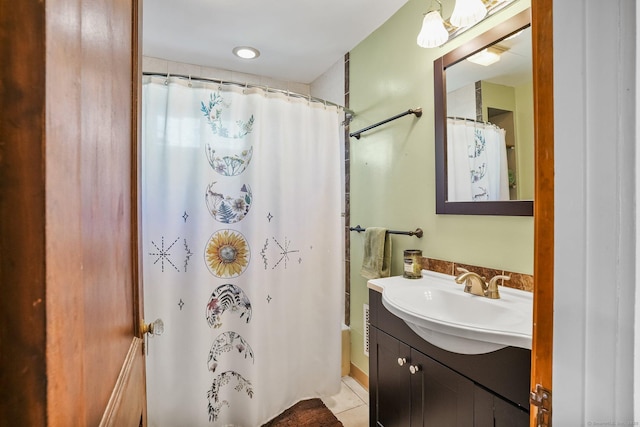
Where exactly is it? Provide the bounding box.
[466,46,504,66]
[417,10,449,48]
[416,0,448,48]
[232,46,260,59]
[450,0,487,28]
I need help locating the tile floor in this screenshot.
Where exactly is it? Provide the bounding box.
[322,376,369,427]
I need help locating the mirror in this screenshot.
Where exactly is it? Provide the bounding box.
[434,8,533,216]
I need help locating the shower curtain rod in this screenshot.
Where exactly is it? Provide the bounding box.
[447,116,497,126]
[349,225,424,238]
[142,72,354,116]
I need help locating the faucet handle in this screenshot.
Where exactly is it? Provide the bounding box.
[486,275,510,299]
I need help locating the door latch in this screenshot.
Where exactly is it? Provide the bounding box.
[530,384,551,427]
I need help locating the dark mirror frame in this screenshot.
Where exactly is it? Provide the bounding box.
[434,8,533,216]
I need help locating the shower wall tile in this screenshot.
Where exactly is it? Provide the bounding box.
[142,56,306,94]
[344,53,350,96]
[199,66,233,82]
[231,71,262,86]
[421,257,534,292]
[310,57,345,106]
[167,61,202,78]
[343,53,351,327]
[288,81,311,96]
[142,56,169,74]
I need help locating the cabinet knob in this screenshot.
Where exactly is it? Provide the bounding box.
[397,357,407,366]
[409,365,421,374]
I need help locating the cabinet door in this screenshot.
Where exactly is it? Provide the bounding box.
[410,349,474,427]
[493,394,529,427]
[474,385,529,427]
[370,327,412,427]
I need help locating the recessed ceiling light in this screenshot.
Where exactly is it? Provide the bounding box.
[232,46,260,59]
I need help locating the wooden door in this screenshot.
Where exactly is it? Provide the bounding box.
[0,0,146,425]
[530,0,554,426]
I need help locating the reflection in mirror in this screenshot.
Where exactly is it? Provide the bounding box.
[434,8,534,216]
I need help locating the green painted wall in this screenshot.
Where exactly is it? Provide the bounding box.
[480,80,535,200]
[481,81,516,120]
[515,81,535,199]
[348,0,532,376]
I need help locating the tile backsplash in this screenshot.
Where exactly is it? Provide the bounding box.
[421,257,533,292]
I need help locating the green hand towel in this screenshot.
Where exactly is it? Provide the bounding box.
[360,227,391,279]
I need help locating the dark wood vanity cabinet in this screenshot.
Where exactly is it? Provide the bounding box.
[369,290,530,427]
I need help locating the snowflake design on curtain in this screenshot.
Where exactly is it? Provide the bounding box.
[205,284,252,328]
[207,331,254,373]
[207,371,254,422]
[260,236,301,270]
[205,183,252,223]
[271,236,300,270]
[204,230,251,278]
[148,236,188,273]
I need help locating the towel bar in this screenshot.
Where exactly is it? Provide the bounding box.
[349,225,423,238]
[349,108,422,139]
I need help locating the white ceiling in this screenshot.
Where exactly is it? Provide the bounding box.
[142,0,409,84]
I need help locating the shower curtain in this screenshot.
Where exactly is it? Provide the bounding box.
[141,76,343,426]
[446,118,509,201]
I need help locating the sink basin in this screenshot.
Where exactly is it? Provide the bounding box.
[368,270,532,354]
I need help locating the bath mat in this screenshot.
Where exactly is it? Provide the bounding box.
[261,398,343,427]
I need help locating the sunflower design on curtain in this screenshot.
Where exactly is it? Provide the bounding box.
[204,229,251,278]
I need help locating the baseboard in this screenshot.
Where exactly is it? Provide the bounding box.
[341,328,350,377]
[349,363,369,391]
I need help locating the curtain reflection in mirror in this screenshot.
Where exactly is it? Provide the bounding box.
[447,118,509,201]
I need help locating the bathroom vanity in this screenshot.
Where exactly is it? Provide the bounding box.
[368,288,530,426]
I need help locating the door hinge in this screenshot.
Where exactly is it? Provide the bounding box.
[530,384,552,427]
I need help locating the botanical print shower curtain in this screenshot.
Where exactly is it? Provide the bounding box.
[446,118,509,201]
[141,76,343,426]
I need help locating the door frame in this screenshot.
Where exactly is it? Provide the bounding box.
[121,2,557,425]
[100,0,147,425]
[530,0,554,425]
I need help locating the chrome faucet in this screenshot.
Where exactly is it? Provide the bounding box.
[454,267,510,299]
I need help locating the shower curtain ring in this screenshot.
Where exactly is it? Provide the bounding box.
[164,73,170,85]
[188,75,192,87]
